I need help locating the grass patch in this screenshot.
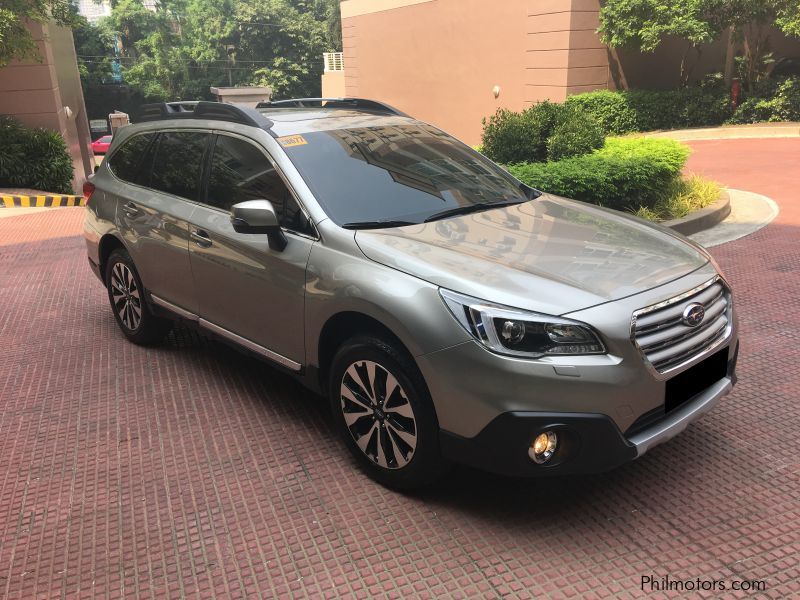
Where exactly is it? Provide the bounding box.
[633,175,722,222]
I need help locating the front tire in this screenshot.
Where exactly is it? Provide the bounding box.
[105,248,172,345]
[329,335,447,490]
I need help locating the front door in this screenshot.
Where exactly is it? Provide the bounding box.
[188,133,316,368]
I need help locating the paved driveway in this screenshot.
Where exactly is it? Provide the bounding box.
[1,139,798,599]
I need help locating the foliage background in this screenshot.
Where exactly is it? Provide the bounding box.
[71,0,342,120]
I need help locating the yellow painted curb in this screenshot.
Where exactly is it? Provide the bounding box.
[1,195,86,208]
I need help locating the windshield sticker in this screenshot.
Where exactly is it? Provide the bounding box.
[278,135,308,148]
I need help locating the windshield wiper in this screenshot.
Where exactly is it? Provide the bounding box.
[423,199,528,223]
[341,219,417,230]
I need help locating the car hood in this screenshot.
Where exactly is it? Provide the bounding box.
[354,194,709,315]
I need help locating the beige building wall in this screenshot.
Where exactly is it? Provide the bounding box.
[322,70,347,97]
[0,21,93,193]
[339,0,610,144]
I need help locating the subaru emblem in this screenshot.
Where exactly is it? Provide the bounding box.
[682,303,705,327]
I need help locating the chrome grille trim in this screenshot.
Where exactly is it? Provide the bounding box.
[631,276,733,379]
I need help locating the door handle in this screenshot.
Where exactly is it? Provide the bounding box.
[191,229,213,248]
[122,202,140,217]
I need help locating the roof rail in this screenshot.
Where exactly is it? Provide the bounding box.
[255,98,409,117]
[137,101,273,128]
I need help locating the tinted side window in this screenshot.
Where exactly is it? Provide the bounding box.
[108,133,155,184]
[206,135,313,234]
[149,131,208,201]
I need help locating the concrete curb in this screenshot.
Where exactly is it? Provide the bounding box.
[663,191,731,236]
[641,122,800,141]
[689,189,779,248]
[1,194,85,208]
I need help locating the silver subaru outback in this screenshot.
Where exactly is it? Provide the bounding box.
[84,99,738,489]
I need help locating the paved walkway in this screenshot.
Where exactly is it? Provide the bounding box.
[0,139,798,598]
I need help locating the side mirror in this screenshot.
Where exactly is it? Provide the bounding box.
[230,199,287,251]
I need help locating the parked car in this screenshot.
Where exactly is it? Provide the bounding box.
[83,99,738,489]
[91,135,113,154]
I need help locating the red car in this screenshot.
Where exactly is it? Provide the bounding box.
[91,135,112,155]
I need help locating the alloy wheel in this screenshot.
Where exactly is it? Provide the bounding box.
[340,360,418,469]
[110,262,142,331]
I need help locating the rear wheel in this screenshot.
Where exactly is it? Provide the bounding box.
[105,248,172,345]
[329,335,447,490]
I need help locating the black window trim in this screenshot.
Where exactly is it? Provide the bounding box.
[201,130,319,241]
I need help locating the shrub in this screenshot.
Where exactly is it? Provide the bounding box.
[564,84,731,135]
[481,101,562,163]
[546,105,605,161]
[506,138,690,212]
[728,76,800,123]
[481,108,541,164]
[563,89,639,135]
[0,116,74,193]
[727,96,776,123]
[482,101,603,163]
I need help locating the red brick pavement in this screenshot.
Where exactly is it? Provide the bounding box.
[0,139,798,599]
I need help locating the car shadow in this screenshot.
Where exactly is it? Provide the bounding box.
[155,322,730,522]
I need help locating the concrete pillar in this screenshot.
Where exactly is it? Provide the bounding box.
[0,20,93,193]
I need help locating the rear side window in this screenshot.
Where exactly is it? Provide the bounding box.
[206,134,313,234]
[108,133,155,184]
[148,131,208,201]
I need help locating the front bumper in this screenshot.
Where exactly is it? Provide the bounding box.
[438,343,738,476]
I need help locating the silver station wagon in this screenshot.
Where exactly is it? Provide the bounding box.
[84,99,739,489]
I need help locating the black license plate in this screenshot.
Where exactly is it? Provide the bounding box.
[664,348,729,413]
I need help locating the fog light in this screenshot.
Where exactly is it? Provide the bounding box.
[529,431,558,464]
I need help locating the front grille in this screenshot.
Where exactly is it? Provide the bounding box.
[632,278,731,374]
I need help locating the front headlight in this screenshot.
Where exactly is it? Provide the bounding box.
[440,289,605,358]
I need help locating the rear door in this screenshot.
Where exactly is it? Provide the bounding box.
[114,130,210,315]
[187,132,316,368]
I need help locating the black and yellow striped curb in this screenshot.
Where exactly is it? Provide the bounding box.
[1,195,86,208]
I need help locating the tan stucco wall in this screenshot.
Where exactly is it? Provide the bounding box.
[0,21,93,193]
[339,0,610,144]
[322,70,347,97]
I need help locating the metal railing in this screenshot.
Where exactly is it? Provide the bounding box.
[323,52,344,72]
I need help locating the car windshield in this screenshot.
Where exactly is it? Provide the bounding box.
[280,122,534,227]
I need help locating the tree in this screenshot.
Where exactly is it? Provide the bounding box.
[71,8,115,84]
[598,0,800,86]
[0,0,76,67]
[234,0,328,98]
[94,0,336,103]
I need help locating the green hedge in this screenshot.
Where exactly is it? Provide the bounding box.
[507,138,690,212]
[481,101,603,164]
[562,76,800,134]
[564,85,731,135]
[728,76,800,123]
[546,105,605,161]
[0,116,74,194]
[481,101,559,163]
